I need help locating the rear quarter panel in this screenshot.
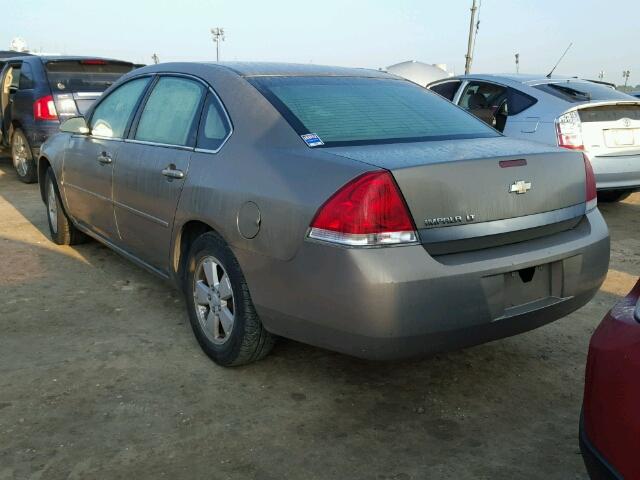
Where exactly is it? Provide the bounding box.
[171,68,371,271]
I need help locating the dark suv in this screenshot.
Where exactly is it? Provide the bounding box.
[0,56,135,182]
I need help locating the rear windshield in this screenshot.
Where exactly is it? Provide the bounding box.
[45,60,134,93]
[250,76,499,147]
[533,81,634,103]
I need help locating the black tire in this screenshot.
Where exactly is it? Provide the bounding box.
[11,129,37,183]
[185,232,275,366]
[44,168,87,245]
[597,190,632,203]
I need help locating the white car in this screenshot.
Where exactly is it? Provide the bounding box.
[428,74,640,202]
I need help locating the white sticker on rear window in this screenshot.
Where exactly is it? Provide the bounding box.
[301,133,324,147]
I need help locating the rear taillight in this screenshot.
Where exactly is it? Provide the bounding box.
[556,110,583,150]
[80,59,107,65]
[33,95,58,121]
[583,153,597,211]
[309,171,418,247]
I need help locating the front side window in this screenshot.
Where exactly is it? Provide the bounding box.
[91,77,150,138]
[250,76,497,147]
[135,77,205,146]
[429,80,461,101]
[196,93,231,151]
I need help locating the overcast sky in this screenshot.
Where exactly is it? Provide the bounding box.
[4,0,639,85]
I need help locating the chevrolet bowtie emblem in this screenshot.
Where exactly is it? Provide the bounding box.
[510,180,532,194]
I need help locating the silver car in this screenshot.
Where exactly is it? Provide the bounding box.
[428,74,640,202]
[38,63,609,366]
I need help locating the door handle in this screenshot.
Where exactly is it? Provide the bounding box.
[97,152,112,164]
[161,166,185,179]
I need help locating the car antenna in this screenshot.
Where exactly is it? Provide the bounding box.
[546,42,573,78]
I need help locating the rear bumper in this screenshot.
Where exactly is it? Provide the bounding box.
[580,412,622,480]
[588,152,640,191]
[239,209,609,360]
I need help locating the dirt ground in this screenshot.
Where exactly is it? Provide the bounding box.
[0,154,638,480]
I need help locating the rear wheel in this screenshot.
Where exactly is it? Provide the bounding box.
[44,168,87,245]
[185,232,275,366]
[11,129,37,183]
[597,190,632,203]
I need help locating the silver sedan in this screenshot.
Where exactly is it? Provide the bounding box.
[38,63,609,366]
[428,74,640,202]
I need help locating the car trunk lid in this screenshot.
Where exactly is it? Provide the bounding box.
[326,137,587,254]
[574,101,640,157]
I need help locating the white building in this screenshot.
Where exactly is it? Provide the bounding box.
[386,60,452,87]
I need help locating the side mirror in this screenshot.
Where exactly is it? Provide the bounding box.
[59,116,90,135]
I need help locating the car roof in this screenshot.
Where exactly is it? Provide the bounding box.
[448,73,596,86]
[208,62,393,79]
[37,55,134,64]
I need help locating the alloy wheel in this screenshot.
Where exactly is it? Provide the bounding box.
[47,179,58,234]
[12,134,29,177]
[193,256,235,345]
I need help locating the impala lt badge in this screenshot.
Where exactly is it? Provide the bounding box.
[510,180,532,194]
[425,213,476,227]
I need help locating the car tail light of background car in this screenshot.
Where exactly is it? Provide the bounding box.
[556,110,584,150]
[33,95,58,121]
[308,170,418,247]
[583,153,597,211]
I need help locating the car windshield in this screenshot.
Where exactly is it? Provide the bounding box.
[533,81,635,103]
[45,60,134,93]
[250,76,499,147]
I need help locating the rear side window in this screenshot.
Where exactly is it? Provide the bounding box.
[508,88,537,115]
[429,80,461,101]
[18,63,33,89]
[45,60,134,93]
[196,92,231,151]
[459,81,507,110]
[135,77,205,147]
[91,77,150,138]
[250,76,498,147]
[533,81,634,103]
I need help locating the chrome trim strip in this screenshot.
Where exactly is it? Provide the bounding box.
[113,200,169,227]
[419,203,586,244]
[123,139,194,151]
[74,91,102,98]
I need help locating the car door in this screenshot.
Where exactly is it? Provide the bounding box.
[112,75,207,271]
[62,76,151,240]
[457,80,509,130]
[0,63,20,145]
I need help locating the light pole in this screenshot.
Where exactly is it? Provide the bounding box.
[623,70,631,88]
[211,27,225,62]
[464,0,479,74]
[598,70,604,81]
[515,53,519,74]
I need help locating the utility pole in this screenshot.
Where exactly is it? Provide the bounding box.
[210,27,225,62]
[623,70,631,88]
[151,53,160,65]
[464,0,479,74]
[598,70,604,81]
[515,53,520,74]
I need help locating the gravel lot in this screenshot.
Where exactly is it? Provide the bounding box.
[0,154,638,480]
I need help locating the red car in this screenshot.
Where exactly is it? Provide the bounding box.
[581,279,640,479]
